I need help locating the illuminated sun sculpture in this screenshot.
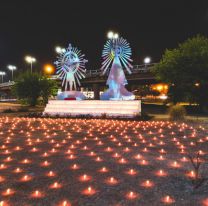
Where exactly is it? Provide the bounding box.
[101,37,135,100]
[54,43,88,100]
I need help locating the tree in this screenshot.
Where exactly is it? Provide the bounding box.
[153,35,208,111]
[12,72,58,106]
[40,77,58,105]
[134,85,160,98]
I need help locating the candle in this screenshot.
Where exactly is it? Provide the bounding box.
[79,174,91,182]
[141,180,154,188]
[161,195,175,204]
[156,169,168,177]
[31,190,44,198]
[99,167,109,173]
[126,191,138,200]
[105,177,118,185]
[82,186,96,196]
[126,169,137,176]
[50,182,62,189]
[47,171,56,177]
[2,188,15,196]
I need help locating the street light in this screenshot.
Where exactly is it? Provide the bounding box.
[144,57,151,70]
[144,57,151,64]
[0,71,6,83]
[7,65,17,81]
[25,56,36,73]
[55,46,66,54]
[107,31,119,39]
[43,64,55,75]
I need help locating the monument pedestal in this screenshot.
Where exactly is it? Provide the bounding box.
[44,100,141,118]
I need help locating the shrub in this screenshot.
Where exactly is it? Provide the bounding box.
[168,104,186,121]
[17,107,29,112]
[2,108,14,113]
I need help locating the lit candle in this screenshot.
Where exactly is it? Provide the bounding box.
[99,167,109,173]
[118,158,127,164]
[186,170,196,178]
[161,195,175,204]
[70,164,80,170]
[58,200,71,206]
[82,186,96,196]
[20,175,32,182]
[141,180,154,188]
[105,177,118,185]
[31,190,44,198]
[2,188,15,196]
[50,182,61,189]
[79,174,91,182]
[0,176,5,182]
[47,170,56,177]
[126,191,138,200]
[156,169,168,177]
[126,169,137,176]
[13,167,22,173]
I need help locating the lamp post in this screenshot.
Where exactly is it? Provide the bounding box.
[55,46,66,54]
[25,56,36,73]
[7,65,17,81]
[0,71,6,83]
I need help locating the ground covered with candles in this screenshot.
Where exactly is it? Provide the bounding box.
[0,117,207,206]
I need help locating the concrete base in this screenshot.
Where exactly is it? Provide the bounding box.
[43,100,141,117]
[57,91,86,100]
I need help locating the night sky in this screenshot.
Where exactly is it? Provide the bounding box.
[0,0,208,79]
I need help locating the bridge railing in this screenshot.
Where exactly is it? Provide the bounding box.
[85,63,155,77]
[0,81,15,88]
[0,64,156,87]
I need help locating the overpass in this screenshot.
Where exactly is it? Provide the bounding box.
[0,64,157,99]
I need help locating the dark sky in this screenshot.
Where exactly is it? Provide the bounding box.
[0,0,208,78]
